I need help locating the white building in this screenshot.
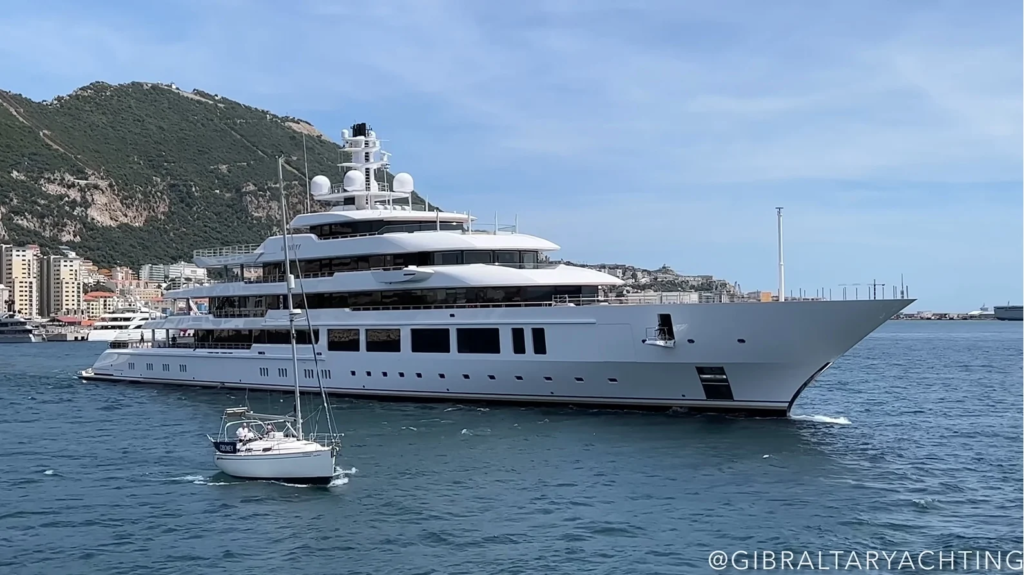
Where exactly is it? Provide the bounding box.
[139,263,166,283]
[141,261,208,285]
[41,251,84,317]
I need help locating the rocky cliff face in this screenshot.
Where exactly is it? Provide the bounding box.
[0,81,427,267]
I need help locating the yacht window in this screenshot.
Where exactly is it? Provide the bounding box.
[434,251,462,265]
[532,328,547,355]
[295,329,319,345]
[511,328,526,355]
[463,251,493,265]
[411,328,451,353]
[366,328,401,352]
[300,260,321,274]
[495,251,520,265]
[521,251,538,269]
[457,328,501,354]
[331,258,356,272]
[327,329,360,352]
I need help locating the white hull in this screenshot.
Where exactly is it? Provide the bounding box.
[214,446,335,484]
[0,333,44,343]
[80,298,912,416]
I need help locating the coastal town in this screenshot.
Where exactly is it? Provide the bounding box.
[0,244,213,327]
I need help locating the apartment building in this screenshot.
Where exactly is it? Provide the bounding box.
[41,249,84,317]
[0,244,41,318]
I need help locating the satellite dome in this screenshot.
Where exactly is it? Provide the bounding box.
[343,170,365,192]
[393,172,414,193]
[310,175,332,197]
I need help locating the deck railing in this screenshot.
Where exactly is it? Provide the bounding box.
[205,309,268,318]
[193,244,261,259]
[109,341,254,350]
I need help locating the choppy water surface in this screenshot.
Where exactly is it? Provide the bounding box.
[0,321,1020,574]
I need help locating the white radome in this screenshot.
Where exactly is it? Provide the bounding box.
[310,175,332,197]
[393,172,414,193]
[343,170,365,192]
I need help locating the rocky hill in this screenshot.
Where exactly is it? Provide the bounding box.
[0,81,430,268]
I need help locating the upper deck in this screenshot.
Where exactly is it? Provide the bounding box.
[192,207,547,269]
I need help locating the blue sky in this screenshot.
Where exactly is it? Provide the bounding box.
[0,0,1020,311]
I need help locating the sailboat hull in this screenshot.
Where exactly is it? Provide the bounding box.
[214,446,336,484]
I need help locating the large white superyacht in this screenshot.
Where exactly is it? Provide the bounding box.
[79,123,913,416]
[86,304,167,342]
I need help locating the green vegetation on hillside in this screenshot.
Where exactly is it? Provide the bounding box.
[0,81,431,268]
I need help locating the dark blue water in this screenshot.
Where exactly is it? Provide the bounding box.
[0,321,1020,574]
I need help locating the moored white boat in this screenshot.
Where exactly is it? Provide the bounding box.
[0,313,45,343]
[86,305,166,342]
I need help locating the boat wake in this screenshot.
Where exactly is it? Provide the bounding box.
[790,414,852,425]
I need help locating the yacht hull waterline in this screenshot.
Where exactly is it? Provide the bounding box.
[78,298,913,417]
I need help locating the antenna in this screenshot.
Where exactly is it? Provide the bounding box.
[776,207,785,302]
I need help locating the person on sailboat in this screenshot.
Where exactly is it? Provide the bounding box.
[236,423,255,442]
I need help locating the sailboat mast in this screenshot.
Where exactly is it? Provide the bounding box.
[278,157,303,440]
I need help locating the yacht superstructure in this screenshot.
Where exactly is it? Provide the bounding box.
[86,305,166,342]
[79,123,914,416]
[0,313,44,343]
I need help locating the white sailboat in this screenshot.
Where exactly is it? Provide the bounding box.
[208,157,342,485]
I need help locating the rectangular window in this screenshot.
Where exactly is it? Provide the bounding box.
[495,251,520,265]
[411,328,451,353]
[434,251,462,265]
[366,329,401,353]
[457,328,501,354]
[463,251,493,264]
[532,327,547,355]
[521,251,538,269]
[327,329,360,352]
[511,328,526,355]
